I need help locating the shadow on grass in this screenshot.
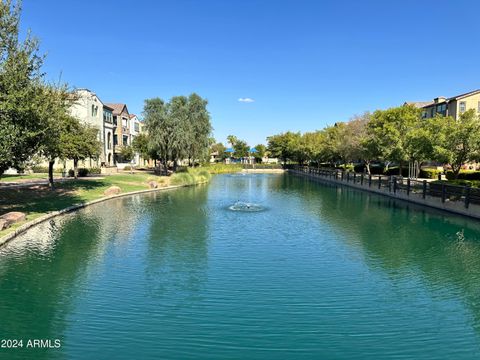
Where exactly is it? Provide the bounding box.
[0,180,107,215]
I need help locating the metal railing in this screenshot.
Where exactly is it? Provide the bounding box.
[291,165,480,209]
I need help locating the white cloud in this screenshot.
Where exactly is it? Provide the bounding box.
[238,97,255,103]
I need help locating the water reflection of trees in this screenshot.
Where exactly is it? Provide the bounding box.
[144,186,209,300]
[0,213,104,360]
[288,175,480,332]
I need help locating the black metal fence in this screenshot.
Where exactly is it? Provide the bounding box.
[291,165,480,209]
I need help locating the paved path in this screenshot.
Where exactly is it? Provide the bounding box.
[0,176,105,189]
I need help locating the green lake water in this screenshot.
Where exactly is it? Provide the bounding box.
[2,173,480,359]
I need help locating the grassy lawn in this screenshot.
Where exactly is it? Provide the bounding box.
[0,173,169,238]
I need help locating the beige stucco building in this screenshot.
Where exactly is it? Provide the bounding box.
[406,89,480,119]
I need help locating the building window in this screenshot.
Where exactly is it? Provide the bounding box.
[113,134,118,146]
[460,101,466,114]
[113,116,117,126]
[134,123,139,132]
[107,132,111,150]
[123,135,128,146]
[436,103,446,116]
[122,117,128,127]
[478,101,480,113]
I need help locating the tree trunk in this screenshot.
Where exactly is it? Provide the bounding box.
[399,161,403,176]
[453,164,461,179]
[365,161,371,175]
[74,159,78,179]
[48,160,55,188]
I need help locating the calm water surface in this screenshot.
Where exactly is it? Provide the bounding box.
[2,173,480,359]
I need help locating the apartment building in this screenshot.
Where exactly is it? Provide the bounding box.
[406,89,480,119]
[69,89,106,166]
[105,103,130,164]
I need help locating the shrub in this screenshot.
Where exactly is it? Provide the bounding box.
[89,167,101,174]
[339,164,354,172]
[419,168,443,179]
[170,172,195,186]
[77,168,89,177]
[446,170,480,180]
[31,166,49,173]
[68,169,74,177]
[353,164,365,173]
[170,168,212,185]
[384,167,409,177]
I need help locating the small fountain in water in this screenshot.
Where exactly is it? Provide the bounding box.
[228,201,264,212]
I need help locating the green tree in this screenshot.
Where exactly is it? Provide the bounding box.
[121,145,134,162]
[233,140,249,158]
[143,98,171,174]
[267,131,301,164]
[253,144,266,162]
[367,105,422,175]
[185,93,212,165]
[428,109,480,179]
[61,119,101,178]
[37,84,77,187]
[0,0,47,174]
[132,132,151,163]
[227,135,238,148]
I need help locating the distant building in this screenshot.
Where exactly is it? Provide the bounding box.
[103,104,115,166]
[105,103,130,164]
[405,89,480,120]
[129,114,142,165]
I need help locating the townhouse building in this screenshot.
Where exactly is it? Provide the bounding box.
[105,103,131,164]
[406,89,480,119]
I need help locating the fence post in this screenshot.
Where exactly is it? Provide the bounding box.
[441,183,446,203]
[361,174,364,186]
[393,177,397,194]
[347,172,350,182]
[341,171,344,181]
[407,178,410,196]
[378,176,382,189]
[465,186,471,209]
[369,174,372,187]
[388,177,392,192]
[422,180,427,199]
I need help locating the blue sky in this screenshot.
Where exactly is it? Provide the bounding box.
[21,0,480,146]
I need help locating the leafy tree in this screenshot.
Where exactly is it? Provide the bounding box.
[185,93,212,165]
[367,105,421,174]
[267,131,301,164]
[132,132,151,163]
[143,98,171,174]
[253,144,266,162]
[233,140,249,158]
[428,109,480,179]
[227,135,238,148]
[61,119,101,178]
[37,84,76,187]
[144,94,212,173]
[0,0,47,174]
[121,145,134,162]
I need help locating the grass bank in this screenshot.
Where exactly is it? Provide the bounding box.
[0,172,175,238]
